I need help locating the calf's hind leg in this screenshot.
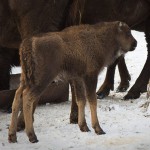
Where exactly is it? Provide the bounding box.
[70,80,78,124]
[73,79,90,132]
[23,87,39,143]
[84,75,105,135]
[17,95,37,132]
[8,85,24,143]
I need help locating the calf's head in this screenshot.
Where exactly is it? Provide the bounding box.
[116,22,137,54]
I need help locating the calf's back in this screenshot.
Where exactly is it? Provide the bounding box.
[20,22,135,88]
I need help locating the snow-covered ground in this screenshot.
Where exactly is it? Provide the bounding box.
[0,31,150,150]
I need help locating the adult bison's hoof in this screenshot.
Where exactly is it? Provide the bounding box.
[8,134,17,143]
[97,84,113,99]
[123,91,141,100]
[124,83,148,100]
[97,90,110,99]
[1,107,12,113]
[116,82,129,92]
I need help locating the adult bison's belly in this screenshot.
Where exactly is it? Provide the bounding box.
[0,74,69,110]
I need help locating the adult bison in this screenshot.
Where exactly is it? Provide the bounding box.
[0,0,150,109]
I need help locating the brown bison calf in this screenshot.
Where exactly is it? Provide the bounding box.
[8,21,137,143]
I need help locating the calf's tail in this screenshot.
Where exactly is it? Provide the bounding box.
[19,39,35,87]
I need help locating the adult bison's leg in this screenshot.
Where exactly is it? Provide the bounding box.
[96,58,119,99]
[0,47,11,90]
[0,47,19,90]
[124,18,150,100]
[0,48,19,110]
[117,56,131,92]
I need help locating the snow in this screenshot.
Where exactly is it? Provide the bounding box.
[0,31,150,150]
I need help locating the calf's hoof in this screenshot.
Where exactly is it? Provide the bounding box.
[95,128,106,135]
[79,124,90,132]
[28,133,38,143]
[93,125,106,135]
[8,134,17,143]
[29,138,39,143]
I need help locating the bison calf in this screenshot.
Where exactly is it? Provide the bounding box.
[9,21,137,143]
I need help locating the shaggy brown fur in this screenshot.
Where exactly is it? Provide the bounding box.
[8,21,137,143]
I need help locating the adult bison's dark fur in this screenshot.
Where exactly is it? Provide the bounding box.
[0,0,81,109]
[0,75,69,111]
[8,21,137,143]
[0,0,149,108]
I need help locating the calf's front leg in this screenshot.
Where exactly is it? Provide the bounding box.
[84,74,105,135]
